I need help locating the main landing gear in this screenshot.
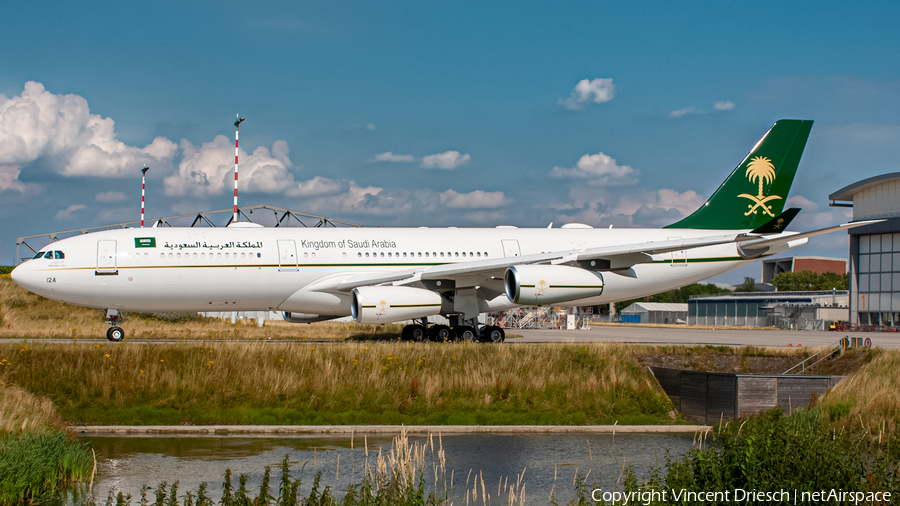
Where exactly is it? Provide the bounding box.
[399,318,504,343]
[105,309,125,342]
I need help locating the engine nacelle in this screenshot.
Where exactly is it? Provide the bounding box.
[282,312,340,324]
[351,286,443,324]
[505,265,604,305]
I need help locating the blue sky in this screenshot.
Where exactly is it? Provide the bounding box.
[1,1,898,284]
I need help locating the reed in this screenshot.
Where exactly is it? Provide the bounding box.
[0,385,94,505]
[0,430,94,505]
[0,341,671,426]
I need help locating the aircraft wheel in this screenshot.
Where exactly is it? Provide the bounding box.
[428,325,453,342]
[409,325,427,341]
[106,326,125,342]
[456,326,477,342]
[482,325,504,343]
[402,324,427,341]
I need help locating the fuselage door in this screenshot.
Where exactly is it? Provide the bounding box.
[96,240,118,275]
[501,239,521,258]
[277,239,298,271]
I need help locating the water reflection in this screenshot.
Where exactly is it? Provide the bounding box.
[73,432,698,505]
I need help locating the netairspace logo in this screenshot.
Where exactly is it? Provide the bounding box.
[590,488,891,505]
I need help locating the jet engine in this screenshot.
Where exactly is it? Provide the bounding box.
[505,265,604,305]
[351,286,443,324]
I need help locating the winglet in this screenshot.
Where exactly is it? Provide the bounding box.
[750,208,801,234]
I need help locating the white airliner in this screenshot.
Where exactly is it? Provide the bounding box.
[11,120,873,342]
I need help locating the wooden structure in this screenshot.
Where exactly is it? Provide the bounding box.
[650,367,840,424]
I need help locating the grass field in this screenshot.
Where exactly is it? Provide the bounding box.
[0,341,674,426]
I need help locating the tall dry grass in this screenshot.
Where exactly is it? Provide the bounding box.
[819,348,900,435]
[0,277,400,340]
[0,341,671,425]
[0,384,64,433]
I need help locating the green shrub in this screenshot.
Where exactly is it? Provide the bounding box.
[828,401,853,421]
[622,408,900,505]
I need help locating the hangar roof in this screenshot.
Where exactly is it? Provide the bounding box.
[829,172,900,202]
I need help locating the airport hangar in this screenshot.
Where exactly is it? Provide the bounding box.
[830,172,900,327]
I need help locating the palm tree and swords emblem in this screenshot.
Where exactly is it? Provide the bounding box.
[739,156,781,217]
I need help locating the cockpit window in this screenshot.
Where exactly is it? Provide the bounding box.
[33,251,46,259]
[54,251,65,259]
[43,251,53,259]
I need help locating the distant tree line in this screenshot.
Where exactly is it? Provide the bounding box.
[771,270,849,291]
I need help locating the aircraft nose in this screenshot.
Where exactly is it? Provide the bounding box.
[10,262,35,290]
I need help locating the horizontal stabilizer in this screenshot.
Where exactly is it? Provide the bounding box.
[750,208,800,234]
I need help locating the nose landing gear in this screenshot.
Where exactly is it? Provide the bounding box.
[105,309,125,342]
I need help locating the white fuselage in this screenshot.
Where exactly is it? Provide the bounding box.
[12,225,778,316]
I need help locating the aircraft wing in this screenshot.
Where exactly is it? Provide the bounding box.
[329,232,748,291]
[737,219,883,256]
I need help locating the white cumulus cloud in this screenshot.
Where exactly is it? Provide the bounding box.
[551,152,638,186]
[714,100,735,110]
[286,176,345,198]
[95,191,128,202]
[559,78,615,110]
[164,136,296,197]
[0,81,177,180]
[670,107,699,117]
[786,194,819,212]
[55,204,86,220]
[554,187,704,228]
[439,189,506,209]
[421,150,470,169]
[372,152,415,163]
[0,165,29,192]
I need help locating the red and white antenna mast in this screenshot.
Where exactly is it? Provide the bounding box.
[233,114,245,223]
[140,166,149,227]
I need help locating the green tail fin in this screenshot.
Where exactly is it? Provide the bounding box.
[665,119,813,230]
